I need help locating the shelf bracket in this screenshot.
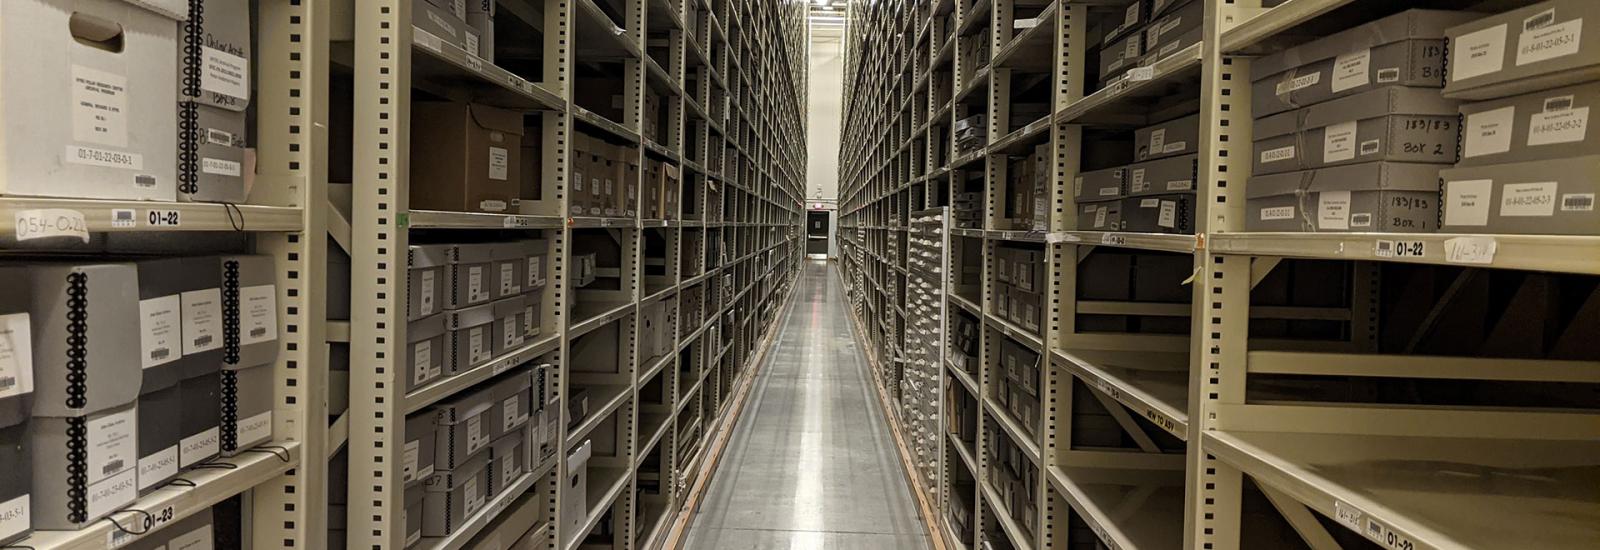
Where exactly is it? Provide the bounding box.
[1248,257,1282,289]
[1259,483,1342,550]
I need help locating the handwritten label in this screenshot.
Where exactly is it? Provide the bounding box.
[15,209,89,242]
[1444,236,1497,264]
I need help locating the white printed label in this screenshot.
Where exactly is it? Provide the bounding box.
[469,326,487,363]
[65,145,145,171]
[1444,237,1498,265]
[468,416,486,453]
[1099,185,1121,197]
[420,270,437,316]
[1130,169,1147,192]
[0,495,28,543]
[138,445,179,491]
[1123,4,1140,31]
[1259,206,1295,220]
[0,313,34,400]
[1446,179,1494,226]
[469,266,486,302]
[1163,141,1187,154]
[524,306,537,337]
[240,284,278,345]
[14,209,89,243]
[1140,198,1160,208]
[167,523,213,550]
[90,408,138,482]
[1332,49,1371,93]
[181,427,220,467]
[465,31,481,57]
[1452,24,1508,81]
[464,476,483,515]
[504,396,525,430]
[489,147,509,180]
[1528,106,1589,146]
[1318,191,1352,230]
[1157,201,1177,228]
[1148,129,1166,155]
[1463,106,1516,158]
[502,318,521,349]
[1500,182,1557,216]
[237,410,273,446]
[500,263,516,295]
[202,47,251,103]
[403,440,421,482]
[1275,72,1320,95]
[526,256,543,287]
[72,65,129,147]
[1092,207,1108,228]
[1166,179,1193,191]
[1334,500,1364,531]
[202,157,242,177]
[414,340,432,386]
[86,468,138,521]
[1323,121,1358,163]
[140,295,182,369]
[500,454,516,488]
[1517,17,1582,66]
[182,288,224,354]
[1564,193,1596,211]
[1261,145,1296,164]
[1124,36,1141,60]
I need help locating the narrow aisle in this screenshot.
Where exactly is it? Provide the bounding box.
[684,261,931,549]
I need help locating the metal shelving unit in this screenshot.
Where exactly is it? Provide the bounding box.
[1,2,332,548]
[837,0,1600,549]
[344,0,807,548]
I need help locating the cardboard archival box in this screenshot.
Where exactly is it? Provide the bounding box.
[0,381,26,544]
[404,410,439,486]
[1253,86,1460,176]
[446,301,498,375]
[620,146,641,217]
[413,0,481,57]
[183,105,249,202]
[1103,0,1147,46]
[489,430,525,495]
[518,121,544,211]
[492,295,527,354]
[1134,114,1199,162]
[562,440,592,545]
[422,447,492,537]
[136,382,181,493]
[447,243,498,309]
[1246,161,1441,233]
[404,482,426,546]
[177,0,249,202]
[433,380,496,469]
[1457,80,1600,167]
[1122,194,1195,233]
[519,239,550,291]
[1440,155,1600,235]
[569,134,593,216]
[1077,200,1124,231]
[1444,0,1600,99]
[466,0,494,63]
[407,313,448,392]
[0,267,28,545]
[491,243,527,300]
[24,263,142,416]
[31,402,138,529]
[1141,0,1202,65]
[592,144,615,217]
[1099,29,1143,85]
[663,163,681,219]
[220,255,279,371]
[488,368,533,439]
[136,259,196,394]
[523,291,544,340]
[408,245,451,321]
[0,0,179,201]
[1075,166,1127,201]
[1251,10,1474,118]
[1128,153,1197,196]
[178,369,221,468]
[222,362,273,455]
[411,102,523,213]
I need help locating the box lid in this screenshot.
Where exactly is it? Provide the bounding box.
[490,242,527,262]
[1254,86,1462,140]
[566,439,592,472]
[409,313,449,343]
[410,245,452,269]
[450,243,497,264]
[125,0,188,20]
[491,370,533,400]
[1252,10,1478,82]
[515,239,548,257]
[491,295,526,318]
[435,384,496,424]
[447,301,497,329]
[469,104,527,137]
[491,430,523,457]
[1248,162,1442,198]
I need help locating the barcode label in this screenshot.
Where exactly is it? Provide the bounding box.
[1374,240,1426,258]
[1562,193,1595,211]
[0,377,13,391]
[112,209,137,228]
[104,459,124,475]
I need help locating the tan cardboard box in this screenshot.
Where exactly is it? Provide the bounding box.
[1252,87,1460,176]
[1457,81,1600,167]
[1247,162,1441,233]
[1441,155,1600,235]
[411,102,523,213]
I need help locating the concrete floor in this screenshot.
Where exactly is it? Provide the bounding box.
[684,261,931,549]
